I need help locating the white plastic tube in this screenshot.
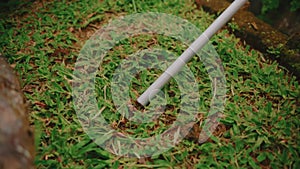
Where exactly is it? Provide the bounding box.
[137,0,247,106]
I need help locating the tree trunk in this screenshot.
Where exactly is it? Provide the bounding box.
[0,57,35,169]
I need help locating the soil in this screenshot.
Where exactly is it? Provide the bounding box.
[195,0,300,80]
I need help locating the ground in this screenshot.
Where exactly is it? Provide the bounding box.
[0,0,299,168]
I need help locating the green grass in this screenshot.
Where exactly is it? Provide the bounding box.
[0,0,299,168]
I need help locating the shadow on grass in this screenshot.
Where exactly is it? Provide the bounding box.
[0,0,33,16]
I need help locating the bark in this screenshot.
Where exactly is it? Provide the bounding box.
[0,57,35,169]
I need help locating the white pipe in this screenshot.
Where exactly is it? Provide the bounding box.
[137,0,248,106]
